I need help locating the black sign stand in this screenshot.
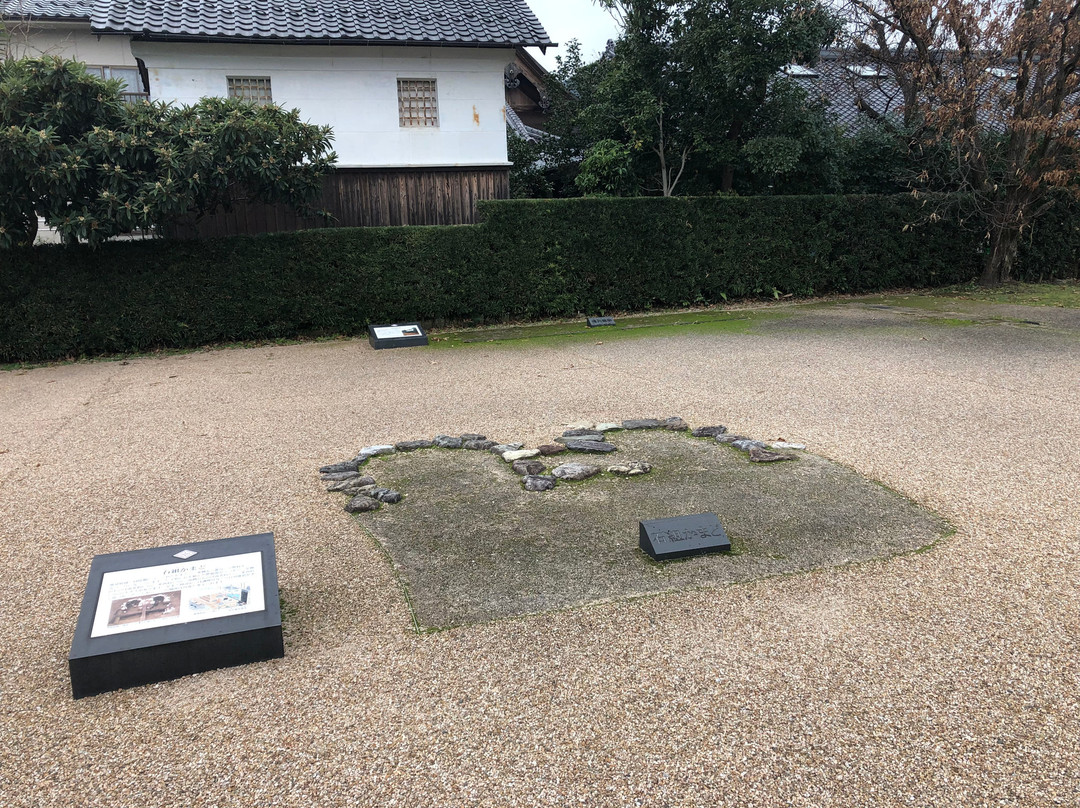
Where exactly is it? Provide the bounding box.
[639,513,731,561]
[368,323,429,349]
[69,533,284,699]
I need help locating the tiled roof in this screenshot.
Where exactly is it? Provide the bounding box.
[0,0,92,19]
[90,0,553,47]
[506,105,546,142]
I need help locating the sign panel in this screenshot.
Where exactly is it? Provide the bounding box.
[368,323,429,349]
[91,552,265,637]
[69,533,283,699]
[639,512,732,561]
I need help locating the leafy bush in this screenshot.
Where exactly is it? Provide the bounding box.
[3,193,1075,363]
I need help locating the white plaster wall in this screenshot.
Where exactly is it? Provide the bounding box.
[1,22,136,65]
[130,42,513,167]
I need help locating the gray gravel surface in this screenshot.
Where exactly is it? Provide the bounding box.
[1,302,1078,807]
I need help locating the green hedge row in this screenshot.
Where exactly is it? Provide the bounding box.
[1,194,1075,363]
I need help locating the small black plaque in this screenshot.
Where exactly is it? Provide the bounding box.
[69,533,284,699]
[586,316,615,327]
[639,513,731,561]
[368,323,429,349]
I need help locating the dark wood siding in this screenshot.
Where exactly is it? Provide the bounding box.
[170,165,509,238]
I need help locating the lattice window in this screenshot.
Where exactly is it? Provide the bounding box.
[227,76,273,105]
[397,79,439,127]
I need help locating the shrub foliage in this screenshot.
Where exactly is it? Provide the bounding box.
[2,194,1075,362]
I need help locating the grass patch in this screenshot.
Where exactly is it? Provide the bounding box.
[338,429,949,630]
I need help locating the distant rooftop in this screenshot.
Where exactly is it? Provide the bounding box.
[0,0,91,19]
[91,0,553,48]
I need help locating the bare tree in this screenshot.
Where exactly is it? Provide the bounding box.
[844,0,1080,285]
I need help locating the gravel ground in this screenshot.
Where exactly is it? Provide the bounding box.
[1,302,1077,807]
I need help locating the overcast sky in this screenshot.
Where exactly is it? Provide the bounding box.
[522,0,622,71]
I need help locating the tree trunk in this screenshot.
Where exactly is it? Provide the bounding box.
[981,225,1020,287]
[721,164,735,192]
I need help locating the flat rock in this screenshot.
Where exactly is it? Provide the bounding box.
[326,475,376,492]
[595,423,622,432]
[564,439,617,453]
[662,417,689,431]
[536,444,567,456]
[771,441,806,450]
[344,494,381,513]
[551,462,601,481]
[396,440,433,452]
[321,470,362,482]
[463,439,497,450]
[692,425,728,438]
[608,461,652,476]
[369,487,403,503]
[460,433,487,441]
[433,434,463,449]
[622,419,662,429]
[512,459,546,476]
[749,447,797,463]
[503,448,540,462]
[555,434,604,444]
[562,427,601,437]
[491,443,525,454]
[716,434,751,444]
[732,439,769,452]
[319,460,358,474]
[357,445,396,459]
[522,475,557,491]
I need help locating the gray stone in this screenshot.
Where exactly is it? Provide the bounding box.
[320,470,362,482]
[459,433,487,441]
[512,459,546,476]
[357,444,396,459]
[562,427,601,437]
[662,417,689,431]
[563,439,617,453]
[433,434,463,449]
[463,439,497,450]
[715,434,751,444]
[326,475,376,492]
[555,433,604,444]
[607,461,652,476]
[522,475,557,492]
[770,441,806,450]
[344,495,381,513]
[537,444,567,456]
[395,440,433,452]
[595,423,622,432]
[319,460,358,474]
[551,462,601,481]
[490,443,525,455]
[502,448,540,462]
[732,439,768,452]
[749,447,797,463]
[692,425,728,438]
[370,487,403,503]
[622,419,662,429]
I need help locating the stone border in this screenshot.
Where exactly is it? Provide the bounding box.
[319,418,806,512]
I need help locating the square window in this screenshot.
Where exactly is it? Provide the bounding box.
[398,79,439,127]
[227,76,273,105]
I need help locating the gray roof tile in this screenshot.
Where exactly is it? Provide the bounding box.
[0,0,91,18]
[90,0,553,47]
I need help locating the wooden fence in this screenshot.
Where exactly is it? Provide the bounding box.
[170,165,510,238]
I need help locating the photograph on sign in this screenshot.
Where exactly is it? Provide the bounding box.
[372,325,423,340]
[90,551,265,638]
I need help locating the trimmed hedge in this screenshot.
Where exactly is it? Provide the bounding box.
[1,194,1075,363]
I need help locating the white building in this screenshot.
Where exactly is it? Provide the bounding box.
[1,0,554,231]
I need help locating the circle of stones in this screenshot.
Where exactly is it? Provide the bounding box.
[320,418,805,513]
